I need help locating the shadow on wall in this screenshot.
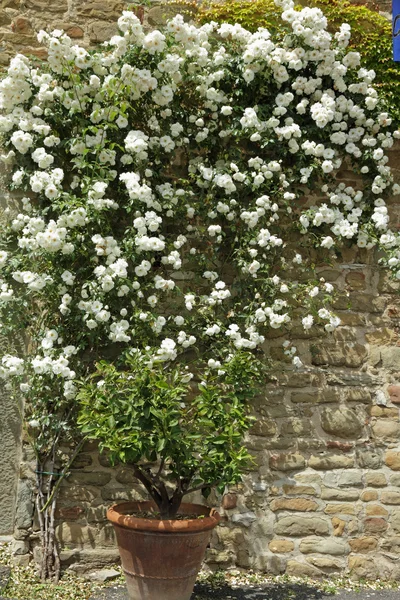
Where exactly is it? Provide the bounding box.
[192,582,331,599]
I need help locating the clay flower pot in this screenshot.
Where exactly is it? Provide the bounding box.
[107,501,220,600]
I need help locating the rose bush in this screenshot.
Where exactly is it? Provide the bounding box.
[0,0,400,571]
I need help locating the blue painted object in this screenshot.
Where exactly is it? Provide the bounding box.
[394,0,400,61]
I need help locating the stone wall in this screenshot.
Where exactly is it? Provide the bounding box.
[12,147,400,579]
[3,0,400,582]
[0,165,23,536]
[0,378,22,535]
[0,0,176,66]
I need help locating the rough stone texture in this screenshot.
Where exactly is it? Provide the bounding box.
[320,407,364,439]
[3,0,400,583]
[299,537,350,555]
[0,378,22,534]
[275,516,330,537]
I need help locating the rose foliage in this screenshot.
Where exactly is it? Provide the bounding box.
[0,0,400,517]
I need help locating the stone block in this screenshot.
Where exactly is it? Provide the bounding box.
[326,441,354,452]
[88,20,118,43]
[336,312,366,327]
[55,506,85,520]
[96,524,116,546]
[10,539,29,555]
[388,385,400,405]
[84,568,120,582]
[295,473,322,484]
[357,449,383,469]
[385,451,400,471]
[332,517,345,537]
[66,472,112,486]
[372,420,400,442]
[252,553,287,574]
[60,548,120,572]
[59,485,99,502]
[307,556,343,570]
[327,372,378,387]
[378,271,400,293]
[390,510,400,533]
[311,343,367,368]
[231,512,257,527]
[76,0,124,19]
[349,556,378,580]
[381,491,400,505]
[381,347,400,370]
[222,494,237,510]
[286,560,322,577]
[290,390,337,404]
[349,537,378,552]
[14,480,34,530]
[251,515,275,537]
[349,553,394,581]
[98,452,114,468]
[349,294,387,313]
[360,490,379,502]
[321,488,359,501]
[317,269,341,281]
[24,0,67,10]
[282,484,317,496]
[0,8,11,25]
[270,498,318,512]
[269,453,306,471]
[249,419,277,437]
[11,554,31,567]
[366,329,398,346]
[380,537,400,553]
[216,526,245,546]
[298,440,326,451]
[280,419,311,436]
[268,540,294,553]
[343,388,372,404]
[363,518,388,533]
[365,504,388,517]
[345,271,366,290]
[275,516,330,537]
[66,25,84,38]
[309,455,355,470]
[337,470,363,487]
[277,372,321,388]
[56,523,93,547]
[324,503,357,515]
[115,468,137,485]
[12,16,32,32]
[86,506,108,524]
[299,536,349,555]
[370,406,399,418]
[390,474,400,486]
[70,454,93,469]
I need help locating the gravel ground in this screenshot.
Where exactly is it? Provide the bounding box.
[89,583,400,600]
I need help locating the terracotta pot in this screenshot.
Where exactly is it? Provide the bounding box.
[107,500,220,600]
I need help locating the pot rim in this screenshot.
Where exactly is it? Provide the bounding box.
[107,500,220,533]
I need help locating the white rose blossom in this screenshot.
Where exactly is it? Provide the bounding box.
[0,2,397,424]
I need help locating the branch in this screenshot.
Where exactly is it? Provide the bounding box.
[40,438,85,513]
[132,465,163,506]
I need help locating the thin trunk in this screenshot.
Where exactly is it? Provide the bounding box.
[36,464,47,581]
[49,494,59,582]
